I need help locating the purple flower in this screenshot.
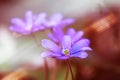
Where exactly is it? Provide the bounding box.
[48,27,84,43]
[44,13,75,28]
[41,35,92,60]
[10,11,46,35]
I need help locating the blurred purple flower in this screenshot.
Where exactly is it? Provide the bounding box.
[41,35,92,60]
[48,27,84,43]
[44,13,75,28]
[10,11,46,35]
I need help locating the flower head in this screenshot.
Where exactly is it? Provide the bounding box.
[44,13,75,28]
[41,35,92,60]
[10,11,46,35]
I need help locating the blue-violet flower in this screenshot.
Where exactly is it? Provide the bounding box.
[41,35,92,60]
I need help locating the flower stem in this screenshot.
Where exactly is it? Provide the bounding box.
[31,33,49,80]
[66,59,74,80]
[44,58,49,80]
[65,60,69,80]
[51,59,60,80]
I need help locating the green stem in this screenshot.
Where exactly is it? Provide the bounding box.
[66,59,74,80]
[65,60,69,80]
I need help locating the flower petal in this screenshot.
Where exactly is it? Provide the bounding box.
[71,39,90,53]
[11,18,25,27]
[44,13,63,27]
[58,18,75,28]
[62,35,71,49]
[34,13,46,26]
[41,51,61,57]
[70,52,88,59]
[10,26,27,33]
[47,33,58,42]
[56,56,69,60]
[80,47,92,51]
[50,13,63,22]
[62,18,75,25]
[41,51,53,57]
[53,27,64,42]
[72,31,84,43]
[41,39,60,53]
[32,26,45,32]
[67,28,76,37]
[25,11,33,26]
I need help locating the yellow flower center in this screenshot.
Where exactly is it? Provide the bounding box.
[63,49,70,55]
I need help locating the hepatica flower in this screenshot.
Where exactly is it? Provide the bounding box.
[44,13,75,28]
[41,35,92,60]
[10,11,46,35]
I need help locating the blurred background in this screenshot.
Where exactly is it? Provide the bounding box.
[0,0,120,80]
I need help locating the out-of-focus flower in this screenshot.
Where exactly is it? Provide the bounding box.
[10,10,46,35]
[44,13,75,28]
[10,11,74,35]
[41,35,92,60]
[48,27,84,43]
